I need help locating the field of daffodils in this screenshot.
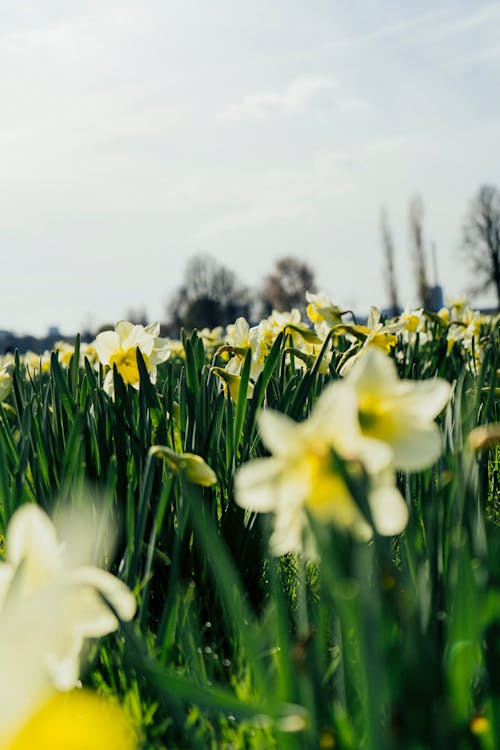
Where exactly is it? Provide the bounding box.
[0,293,498,749]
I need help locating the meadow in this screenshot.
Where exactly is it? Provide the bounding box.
[0,295,498,749]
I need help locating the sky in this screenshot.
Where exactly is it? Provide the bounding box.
[1,0,500,335]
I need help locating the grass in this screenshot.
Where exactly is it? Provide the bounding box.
[0,310,499,748]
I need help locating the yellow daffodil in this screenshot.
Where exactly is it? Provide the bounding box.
[346,347,452,471]
[95,321,170,396]
[150,445,217,486]
[4,690,138,750]
[338,306,405,375]
[212,366,255,401]
[305,290,344,328]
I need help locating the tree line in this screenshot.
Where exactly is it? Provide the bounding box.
[382,183,500,316]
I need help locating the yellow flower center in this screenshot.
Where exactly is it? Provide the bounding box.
[371,333,397,353]
[403,314,419,333]
[6,691,138,750]
[358,394,395,442]
[108,347,149,386]
[300,449,359,528]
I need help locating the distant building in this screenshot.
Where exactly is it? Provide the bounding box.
[427,284,444,312]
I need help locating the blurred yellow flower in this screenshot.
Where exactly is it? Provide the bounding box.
[5,690,137,750]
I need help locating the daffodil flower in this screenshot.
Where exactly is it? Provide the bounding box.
[95,321,170,396]
[338,306,405,375]
[305,290,344,328]
[5,690,137,750]
[235,383,406,556]
[346,347,452,471]
[151,445,217,486]
[212,366,255,401]
[0,505,136,692]
[221,317,268,380]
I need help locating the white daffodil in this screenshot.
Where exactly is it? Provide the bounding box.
[339,306,405,375]
[345,347,452,471]
[0,505,136,692]
[95,321,170,396]
[235,383,407,556]
[222,317,268,381]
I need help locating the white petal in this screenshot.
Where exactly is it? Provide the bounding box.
[394,378,452,421]
[145,321,160,337]
[347,347,398,394]
[95,331,120,365]
[149,338,171,365]
[7,505,62,579]
[102,370,115,398]
[357,436,393,474]
[122,325,154,357]
[369,483,408,536]
[235,458,283,512]
[71,566,137,623]
[115,321,135,341]
[258,410,304,457]
[269,503,307,556]
[307,382,360,451]
[391,424,444,471]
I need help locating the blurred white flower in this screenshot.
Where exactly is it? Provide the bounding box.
[346,347,452,471]
[0,505,136,692]
[235,382,405,556]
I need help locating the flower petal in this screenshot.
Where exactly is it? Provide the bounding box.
[95,331,120,366]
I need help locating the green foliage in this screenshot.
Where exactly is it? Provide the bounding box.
[0,317,499,748]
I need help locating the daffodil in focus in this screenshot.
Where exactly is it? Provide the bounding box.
[220,317,268,380]
[339,306,405,375]
[4,690,137,750]
[346,347,452,471]
[235,383,406,556]
[212,366,255,401]
[96,320,170,396]
[0,504,136,691]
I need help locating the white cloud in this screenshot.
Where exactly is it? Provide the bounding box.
[215,76,338,122]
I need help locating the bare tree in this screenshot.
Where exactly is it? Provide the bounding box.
[409,195,432,308]
[262,256,316,316]
[167,254,249,332]
[380,207,400,317]
[461,184,500,310]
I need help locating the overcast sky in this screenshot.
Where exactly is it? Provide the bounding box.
[1,1,500,335]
